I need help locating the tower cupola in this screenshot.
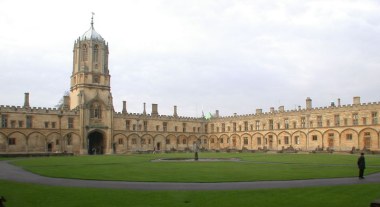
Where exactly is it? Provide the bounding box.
[81,15,104,41]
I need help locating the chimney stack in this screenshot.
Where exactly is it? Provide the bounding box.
[122,101,127,114]
[256,109,262,114]
[215,110,220,118]
[270,107,274,113]
[151,103,158,116]
[353,96,361,105]
[278,106,284,112]
[24,92,30,108]
[338,98,341,107]
[306,97,312,109]
[173,105,178,117]
[143,103,146,115]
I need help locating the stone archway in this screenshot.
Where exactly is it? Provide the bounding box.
[88,131,105,155]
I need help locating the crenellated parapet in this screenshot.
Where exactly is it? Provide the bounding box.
[0,105,79,116]
[113,112,204,121]
[114,102,205,122]
[210,99,380,121]
[112,97,380,124]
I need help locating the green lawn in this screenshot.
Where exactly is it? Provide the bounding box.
[3,153,380,207]
[0,179,379,207]
[10,153,380,182]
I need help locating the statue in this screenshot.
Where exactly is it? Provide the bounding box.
[193,140,201,161]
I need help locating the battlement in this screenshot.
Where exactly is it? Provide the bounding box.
[113,111,203,121]
[213,101,380,121]
[0,105,79,115]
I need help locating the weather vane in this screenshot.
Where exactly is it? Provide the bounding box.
[91,12,95,27]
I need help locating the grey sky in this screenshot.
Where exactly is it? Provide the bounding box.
[1,0,380,117]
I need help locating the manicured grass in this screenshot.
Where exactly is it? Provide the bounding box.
[11,153,380,182]
[0,179,379,207]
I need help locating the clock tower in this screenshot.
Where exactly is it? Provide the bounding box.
[69,15,114,154]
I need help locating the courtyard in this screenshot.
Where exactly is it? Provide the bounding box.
[0,153,380,206]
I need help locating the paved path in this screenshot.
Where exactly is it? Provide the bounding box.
[0,161,379,191]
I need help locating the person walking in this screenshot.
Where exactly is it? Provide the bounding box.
[357,152,366,179]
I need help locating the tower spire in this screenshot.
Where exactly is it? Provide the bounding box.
[91,12,95,28]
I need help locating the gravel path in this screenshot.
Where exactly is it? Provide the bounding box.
[1,160,379,191]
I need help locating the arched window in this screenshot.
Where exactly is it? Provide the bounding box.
[94,45,99,62]
[82,44,88,61]
[90,102,102,119]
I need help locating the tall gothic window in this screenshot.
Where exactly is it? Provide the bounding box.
[94,45,99,62]
[82,44,88,61]
[104,54,108,73]
[26,116,32,128]
[67,134,72,145]
[1,115,8,128]
[91,102,102,119]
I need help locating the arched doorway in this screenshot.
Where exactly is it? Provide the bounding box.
[88,131,104,155]
[47,143,53,152]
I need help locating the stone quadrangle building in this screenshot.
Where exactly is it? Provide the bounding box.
[0,19,380,155]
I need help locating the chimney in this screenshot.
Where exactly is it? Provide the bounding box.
[270,107,274,113]
[278,106,284,112]
[306,97,312,109]
[173,105,178,117]
[353,96,361,105]
[233,113,237,116]
[256,109,262,114]
[143,103,146,115]
[298,106,301,110]
[63,96,70,110]
[122,101,127,114]
[338,98,341,107]
[151,103,158,116]
[24,92,30,108]
[215,110,220,118]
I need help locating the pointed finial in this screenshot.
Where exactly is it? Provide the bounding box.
[91,12,95,28]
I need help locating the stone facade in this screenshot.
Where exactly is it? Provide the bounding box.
[1,19,379,155]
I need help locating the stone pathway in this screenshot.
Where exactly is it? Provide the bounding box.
[0,161,379,191]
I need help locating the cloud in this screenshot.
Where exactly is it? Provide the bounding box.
[1,0,380,116]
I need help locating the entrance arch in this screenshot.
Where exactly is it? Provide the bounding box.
[88,131,105,155]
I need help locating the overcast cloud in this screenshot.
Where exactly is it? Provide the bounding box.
[1,0,380,117]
